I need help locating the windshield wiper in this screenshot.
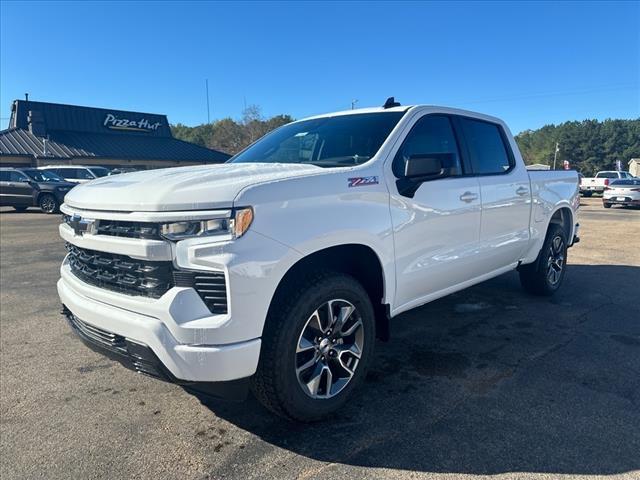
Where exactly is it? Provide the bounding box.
[310,155,371,167]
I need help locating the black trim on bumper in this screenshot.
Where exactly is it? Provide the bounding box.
[61,305,249,401]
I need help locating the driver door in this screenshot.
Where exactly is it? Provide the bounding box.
[388,114,482,312]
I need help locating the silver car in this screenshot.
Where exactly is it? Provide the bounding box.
[603,179,640,208]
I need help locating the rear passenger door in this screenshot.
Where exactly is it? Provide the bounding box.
[3,171,34,205]
[456,116,531,271]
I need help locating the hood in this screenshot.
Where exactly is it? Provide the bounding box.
[64,163,323,212]
[38,181,76,189]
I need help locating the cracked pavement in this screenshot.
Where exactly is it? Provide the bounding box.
[1,198,639,479]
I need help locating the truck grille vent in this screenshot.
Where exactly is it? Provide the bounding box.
[96,220,161,239]
[62,215,162,240]
[173,271,228,314]
[66,243,173,298]
[66,244,227,314]
[66,310,128,354]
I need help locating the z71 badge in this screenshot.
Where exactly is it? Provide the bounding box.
[348,176,379,187]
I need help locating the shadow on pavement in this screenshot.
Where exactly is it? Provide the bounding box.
[197,264,640,475]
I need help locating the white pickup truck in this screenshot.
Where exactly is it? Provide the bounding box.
[580,170,634,196]
[57,100,580,421]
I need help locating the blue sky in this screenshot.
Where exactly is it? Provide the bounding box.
[1,1,638,133]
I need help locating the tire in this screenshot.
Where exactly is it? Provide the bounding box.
[519,223,568,296]
[582,191,592,197]
[603,202,612,209]
[12,206,27,212]
[38,193,58,214]
[251,271,376,422]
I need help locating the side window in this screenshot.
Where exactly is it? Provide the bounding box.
[75,168,94,179]
[458,117,513,175]
[56,168,74,179]
[0,171,9,182]
[393,115,462,177]
[9,171,29,182]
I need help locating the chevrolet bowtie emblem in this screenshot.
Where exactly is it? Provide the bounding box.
[69,214,95,236]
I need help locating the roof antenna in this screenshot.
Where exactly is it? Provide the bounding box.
[25,93,29,102]
[382,96,400,109]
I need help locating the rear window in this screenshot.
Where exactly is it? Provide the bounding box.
[610,179,640,186]
[596,172,619,179]
[89,167,110,177]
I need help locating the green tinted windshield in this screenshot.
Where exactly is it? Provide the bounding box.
[230,112,405,167]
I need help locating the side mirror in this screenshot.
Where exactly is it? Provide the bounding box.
[404,154,449,179]
[397,153,455,198]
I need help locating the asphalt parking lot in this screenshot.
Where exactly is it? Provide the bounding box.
[1,197,639,480]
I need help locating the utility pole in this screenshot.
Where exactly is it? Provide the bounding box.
[553,142,559,169]
[351,99,358,110]
[205,79,211,124]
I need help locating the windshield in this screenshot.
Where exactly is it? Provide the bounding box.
[89,167,110,177]
[230,112,405,167]
[22,169,65,182]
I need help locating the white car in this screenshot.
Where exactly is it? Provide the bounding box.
[580,170,634,196]
[603,178,640,208]
[39,165,110,183]
[57,100,580,421]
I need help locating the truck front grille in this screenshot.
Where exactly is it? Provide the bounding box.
[66,243,228,314]
[66,243,173,298]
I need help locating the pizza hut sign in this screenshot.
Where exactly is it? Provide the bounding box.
[103,113,161,132]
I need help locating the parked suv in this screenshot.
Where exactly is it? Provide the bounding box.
[57,102,580,421]
[39,165,110,183]
[0,167,75,213]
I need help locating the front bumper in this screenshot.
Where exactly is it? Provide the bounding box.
[57,267,261,383]
[62,306,250,399]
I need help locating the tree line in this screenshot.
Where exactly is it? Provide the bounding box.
[171,105,293,156]
[172,108,639,175]
[515,118,640,175]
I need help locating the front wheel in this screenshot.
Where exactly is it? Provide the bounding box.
[603,202,612,209]
[519,223,568,296]
[251,272,375,422]
[38,193,58,214]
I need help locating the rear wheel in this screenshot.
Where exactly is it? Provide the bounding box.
[519,223,568,296]
[582,191,592,197]
[38,194,58,214]
[12,206,27,212]
[603,202,612,209]
[251,271,375,422]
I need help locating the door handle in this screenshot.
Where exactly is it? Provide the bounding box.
[459,191,478,203]
[516,187,529,196]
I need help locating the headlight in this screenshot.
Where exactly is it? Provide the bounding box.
[160,207,253,241]
[56,187,70,192]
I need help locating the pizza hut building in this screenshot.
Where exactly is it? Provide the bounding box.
[0,99,230,169]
